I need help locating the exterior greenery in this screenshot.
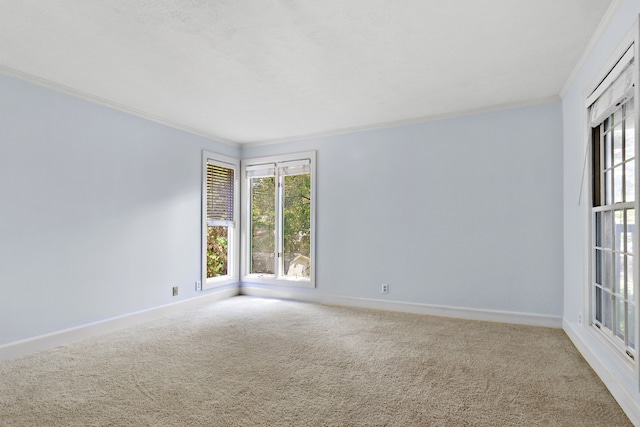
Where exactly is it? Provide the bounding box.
[250,176,275,274]
[248,173,311,276]
[207,226,228,278]
[282,174,311,276]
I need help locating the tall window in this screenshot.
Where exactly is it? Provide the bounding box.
[202,152,239,289]
[242,152,315,287]
[589,45,637,360]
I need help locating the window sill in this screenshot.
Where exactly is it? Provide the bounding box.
[587,323,637,376]
[204,276,239,290]
[242,274,315,289]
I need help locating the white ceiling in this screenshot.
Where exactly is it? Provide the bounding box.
[0,0,615,144]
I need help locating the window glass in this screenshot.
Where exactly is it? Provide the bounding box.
[614,165,623,203]
[626,209,635,254]
[250,176,276,274]
[629,304,636,350]
[282,173,311,278]
[614,125,623,165]
[207,226,228,278]
[605,131,612,169]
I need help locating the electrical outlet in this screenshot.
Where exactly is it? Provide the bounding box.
[195,281,202,291]
[172,286,178,296]
[578,312,582,325]
[381,283,389,294]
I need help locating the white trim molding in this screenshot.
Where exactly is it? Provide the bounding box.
[0,285,239,362]
[242,96,561,148]
[564,320,640,426]
[240,285,563,329]
[0,65,239,148]
[560,0,625,98]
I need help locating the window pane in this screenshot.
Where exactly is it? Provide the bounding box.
[615,210,624,251]
[625,117,635,160]
[595,249,602,285]
[282,173,311,278]
[627,209,635,255]
[625,160,635,202]
[595,212,602,247]
[615,253,624,295]
[603,290,613,330]
[605,131,612,169]
[629,303,636,350]
[250,176,275,274]
[595,286,602,323]
[614,165,623,203]
[615,297,625,339]
[603,210,613,249]
[628,255,635,300]
[605,170,613,205]
[603,250,613,290]
[614,109,623,126]
[614,124,623,165]
[207,226,228,278]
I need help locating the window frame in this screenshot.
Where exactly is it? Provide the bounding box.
[584,25,640,384]
[241,151,316,288]
[590,99,636,358]
[202,151,240,290]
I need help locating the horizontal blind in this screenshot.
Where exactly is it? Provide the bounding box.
[207,163,235,225]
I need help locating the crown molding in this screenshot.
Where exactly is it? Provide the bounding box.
[242,95,561,148]
[560,0,625,98]
[0,64,240,148]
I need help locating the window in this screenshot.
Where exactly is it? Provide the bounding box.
[202,152,239,289]
[242,152,315,287]
[589,44,638,360]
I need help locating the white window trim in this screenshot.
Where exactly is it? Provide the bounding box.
[583,23,640,389]
[202,151,240,290]
[241,151,316,288]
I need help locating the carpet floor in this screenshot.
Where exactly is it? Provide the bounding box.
[0,296,632,426]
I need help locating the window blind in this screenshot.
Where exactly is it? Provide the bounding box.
[588,45,636,126]
[246,164,276,178]
[207,162,235,225]
[279,159,311,176]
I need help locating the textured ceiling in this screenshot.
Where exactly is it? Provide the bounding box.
[0,0,615,144]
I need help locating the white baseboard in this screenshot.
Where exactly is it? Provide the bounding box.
[240,285,563,328]
[0,285,239,362]
[563,320,640,426]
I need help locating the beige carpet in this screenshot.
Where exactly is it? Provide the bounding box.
[0,296,632,426]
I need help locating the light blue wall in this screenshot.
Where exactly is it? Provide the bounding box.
[0,55,565,347]
[244,102,564,315]
[0,74,239,346]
